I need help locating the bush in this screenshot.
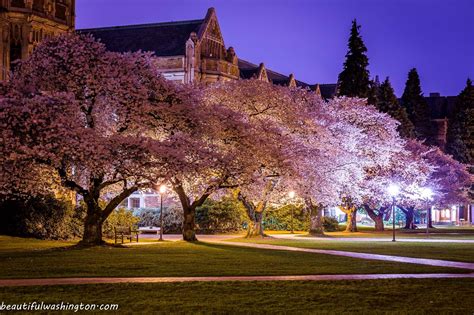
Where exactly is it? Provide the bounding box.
[0,194,80,240]
[136,207,183,234]
[264,204,309,231]
[103,207,139,238]
[195,197,246,233]
[322,216,339,232]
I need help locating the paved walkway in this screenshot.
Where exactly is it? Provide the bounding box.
[271,233,474,243]
[1,273,473,287]
[207,241,474,270]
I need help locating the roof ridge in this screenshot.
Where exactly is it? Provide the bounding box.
[78,19,204,32]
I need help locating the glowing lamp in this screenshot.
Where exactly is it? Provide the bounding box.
[387,184,400,197]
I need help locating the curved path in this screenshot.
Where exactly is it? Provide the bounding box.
[271,233,474,243]
[1,273,473,287]
[206,241,474,270]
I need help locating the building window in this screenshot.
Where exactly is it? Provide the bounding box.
[55,0,67,20]
[130,198,141,209]
[9,43,21,72]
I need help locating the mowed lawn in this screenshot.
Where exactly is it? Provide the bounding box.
[1,279,474,314]
[0,236,468,280]
[228,236,474,262]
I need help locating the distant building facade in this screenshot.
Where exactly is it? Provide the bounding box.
[0,0,75,80]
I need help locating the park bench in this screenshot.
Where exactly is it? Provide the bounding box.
[114,226,139,244]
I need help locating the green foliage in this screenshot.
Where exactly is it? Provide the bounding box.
[196,197,247,233]
[263,204,309,231]
[103,208,139,238]
[136,207,183,234]
[0,194,80,240]
[446,78,474,166]
[401,68,433,141]
[337,19,371,99]
[322,216,339,232]
[377,77,415,138]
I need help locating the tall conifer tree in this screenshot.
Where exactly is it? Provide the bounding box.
[401,68,433,142]
[337,19,371,99]
[377,77,415,138]
[446,78,474,165]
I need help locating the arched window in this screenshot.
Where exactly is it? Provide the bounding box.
[9,42,21,72]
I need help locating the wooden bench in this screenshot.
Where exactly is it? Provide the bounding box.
[114,226,139,244]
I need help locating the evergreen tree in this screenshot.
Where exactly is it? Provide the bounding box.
[446,78,474,165]
[401,68,433,142]
[337,19,371,99]
[377,77,415,138]
[367,75,380,105]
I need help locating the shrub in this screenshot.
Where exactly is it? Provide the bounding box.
[264,204,309,231]
[136,207,183,234]
[195,197,246,233]
[0,194,80,240]
[103,207,139,238]
[322,216,339,232]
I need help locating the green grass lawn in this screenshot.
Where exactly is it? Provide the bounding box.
[1,279,473,314]
[0,235,467,280]
[228,237,474,262]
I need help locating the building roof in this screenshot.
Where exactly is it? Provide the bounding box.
[315,83,338,99]
[78,19,204,57]
[238,59,261,79]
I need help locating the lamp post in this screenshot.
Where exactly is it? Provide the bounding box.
[288,191,296,234]
[158,184,167,241]
[388,184,400,242]
[420,187,433,238]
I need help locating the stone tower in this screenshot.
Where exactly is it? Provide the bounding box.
[0,0,75,80]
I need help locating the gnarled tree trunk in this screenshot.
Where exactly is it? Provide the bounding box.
[173,181,214,242]
[400,206,416,229]
[182,205,198,241]
[81,204,105,246]
[306,199,324,236]
[340,198,358,232]
[363,204,388,231]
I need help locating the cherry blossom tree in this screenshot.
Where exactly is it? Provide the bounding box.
[0,34,210,245]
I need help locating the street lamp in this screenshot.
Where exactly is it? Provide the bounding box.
[420,187,433,238]
[158,184,167,241]
[388,184,400,242]
[288,191,296,234]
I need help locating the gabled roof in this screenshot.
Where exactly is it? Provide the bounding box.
[314,83,338,99]
[78,19,204,57]
[238,60,261,79]
[238,59,309,87]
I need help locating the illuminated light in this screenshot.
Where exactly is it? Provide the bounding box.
[288,191,296,199]
[420,187,433,200]
[159,185,167,194]
[387,184,400,197]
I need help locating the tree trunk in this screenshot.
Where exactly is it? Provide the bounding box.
[182,205,197,241]
[403,207,416,229]
[247,211,265,237]
[80,199,105,246]
[427,207,434,228]
[363,205,386,231]
[372,216,383,231]
[307,201,324,236]
[345,210,358,232]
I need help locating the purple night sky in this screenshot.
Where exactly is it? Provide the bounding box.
[76,0,474,96]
